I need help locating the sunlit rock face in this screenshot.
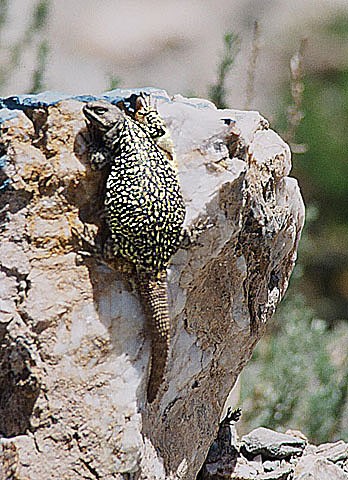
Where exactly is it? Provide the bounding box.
[0,89,304,479]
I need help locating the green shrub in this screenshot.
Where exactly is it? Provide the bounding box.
[241,293,348,443]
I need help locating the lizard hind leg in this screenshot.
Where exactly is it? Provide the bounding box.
[73,225,134,275]
[102,236,135,275]
[72,223,102,262]
[180,216,214,249]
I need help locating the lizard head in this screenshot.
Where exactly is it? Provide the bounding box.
[83,100,124,132]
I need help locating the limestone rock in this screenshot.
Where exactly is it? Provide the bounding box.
[200,422,348,480]
[313,441,348,464]
[241,427,306,460]
[0,88,304,479]
[294,454,348,480]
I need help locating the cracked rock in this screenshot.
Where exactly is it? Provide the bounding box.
[294,454,348,480]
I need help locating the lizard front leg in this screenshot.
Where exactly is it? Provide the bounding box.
[135,93,177,169]
[88,146,112,171]
[180,216,214,249]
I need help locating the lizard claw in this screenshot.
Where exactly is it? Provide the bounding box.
[71,224,101,253]
[180,216,214,248]
[75,250,93,265]
[72,224,95,244]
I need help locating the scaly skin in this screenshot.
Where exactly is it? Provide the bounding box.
[118,92,177,169]
[82,97,186,402]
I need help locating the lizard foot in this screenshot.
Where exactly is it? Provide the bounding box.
[180,216,214,249]
[72,226,135,275]
[71,224,104,266]
[101,237,135,276]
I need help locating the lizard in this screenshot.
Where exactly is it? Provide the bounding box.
[82,94,186,403]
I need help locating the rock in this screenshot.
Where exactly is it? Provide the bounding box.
[258,465,294,480]
[285,430,308,443]
[294,454,348,480]
[241,427,306,460]
[230,457,293,480]
[0,318,42,438]
[199,422,348,480]
[231,461,260,480]
[0,89,304,479]
[263,460,281,472]
[314,441,348,464]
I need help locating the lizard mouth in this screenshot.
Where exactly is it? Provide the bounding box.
[83,108,96,124]
[83,110,107,131]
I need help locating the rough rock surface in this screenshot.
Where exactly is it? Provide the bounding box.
[241,427,306,460]
[199,423,348,480]
[0,88,304,479]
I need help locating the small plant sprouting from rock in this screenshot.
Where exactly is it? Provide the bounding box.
[209,32,240,109]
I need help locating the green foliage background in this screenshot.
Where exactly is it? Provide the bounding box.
[240,17,348,443]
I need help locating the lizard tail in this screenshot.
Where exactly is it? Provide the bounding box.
[137,270,170,403]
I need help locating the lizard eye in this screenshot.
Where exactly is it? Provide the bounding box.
[94,106,108,114]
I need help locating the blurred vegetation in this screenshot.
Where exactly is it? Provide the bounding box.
[209,32,240,109]
[277,22,348,322]
[245,21,260,110]
[241,294,348,442]
[237,19,348,443]
[296,70,348,219]
[279,67,348,225]
[0,0,50,93]
[107,75,122,91]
